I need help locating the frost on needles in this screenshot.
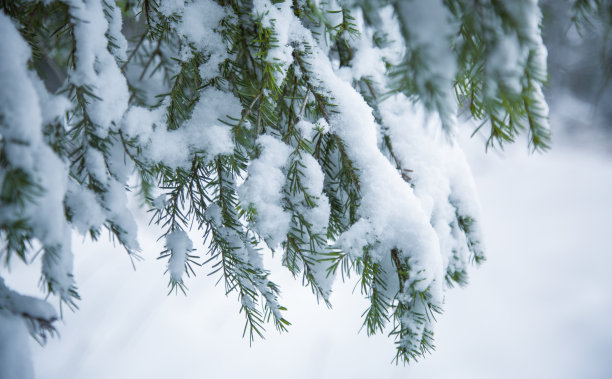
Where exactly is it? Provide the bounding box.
[1,0,551,364]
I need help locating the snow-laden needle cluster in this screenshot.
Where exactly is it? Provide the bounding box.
[1,0,551,363]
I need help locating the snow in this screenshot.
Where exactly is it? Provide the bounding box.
[18,122,612,379]
[0,279,57,323]
[253,0,295,83]
[65,182,106,235]
[336,218,373,259]
[104,179,140,251]
[105,0,128,61]
[309,43,445,301]
[380,95,485,277]
[121,88,239,169]
[0,280,54,379]
[184,87,237,157]
[0,14,43,162]
[120,105,165,140]
[158,0,185,16]
[165,231,194,283]
[0,12,74,299]
[30,75,71,125]
[348,18,387,82]
[67,0,129,136]
[177,0,228,81]
[481,0,550,141]
[178,0,226,48]
[377,5,405,66]
[239,135,292,248]
[295,120,316,140]
[488,33,526,94]
[296,118,329,141]
[85,148,108,185]
[1,0,609,377]
[106,137,135,184]
[296,153,330,231]
[0,311,34,379]
[153,195,167,211]
[395,0,458,127]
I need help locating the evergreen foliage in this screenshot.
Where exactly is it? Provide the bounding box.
[1,0,590,366]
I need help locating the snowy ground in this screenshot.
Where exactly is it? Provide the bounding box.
[3,119,611,378]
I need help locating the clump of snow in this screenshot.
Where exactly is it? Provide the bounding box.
[296,118,330,141]
[0,279,57,324]
[30,75,71,125]
[158,0,185,16]
[0,280,56,379]
[480,0,550,139]
[285,148,333,298]
[343,8,388,83]
[296,153,330,232]
[65,182,106,235]
[252,0,299,83]
[296,120,316,140]
[105,179,141,251]
[177,0,228,81]
[239,135,292,248]
[379,95,485,280]
[309,45,444,298]
[67,0,129,137]
[85,148,108,185]
[184,87,237,157]
[121,87,240,169]
[106,137,135,184]
[487,33,527,94]
[336,218,373,259]
[104,0,128,61]
[120,105,165,140]
[165,231,194,283]
[378,5,405,66]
